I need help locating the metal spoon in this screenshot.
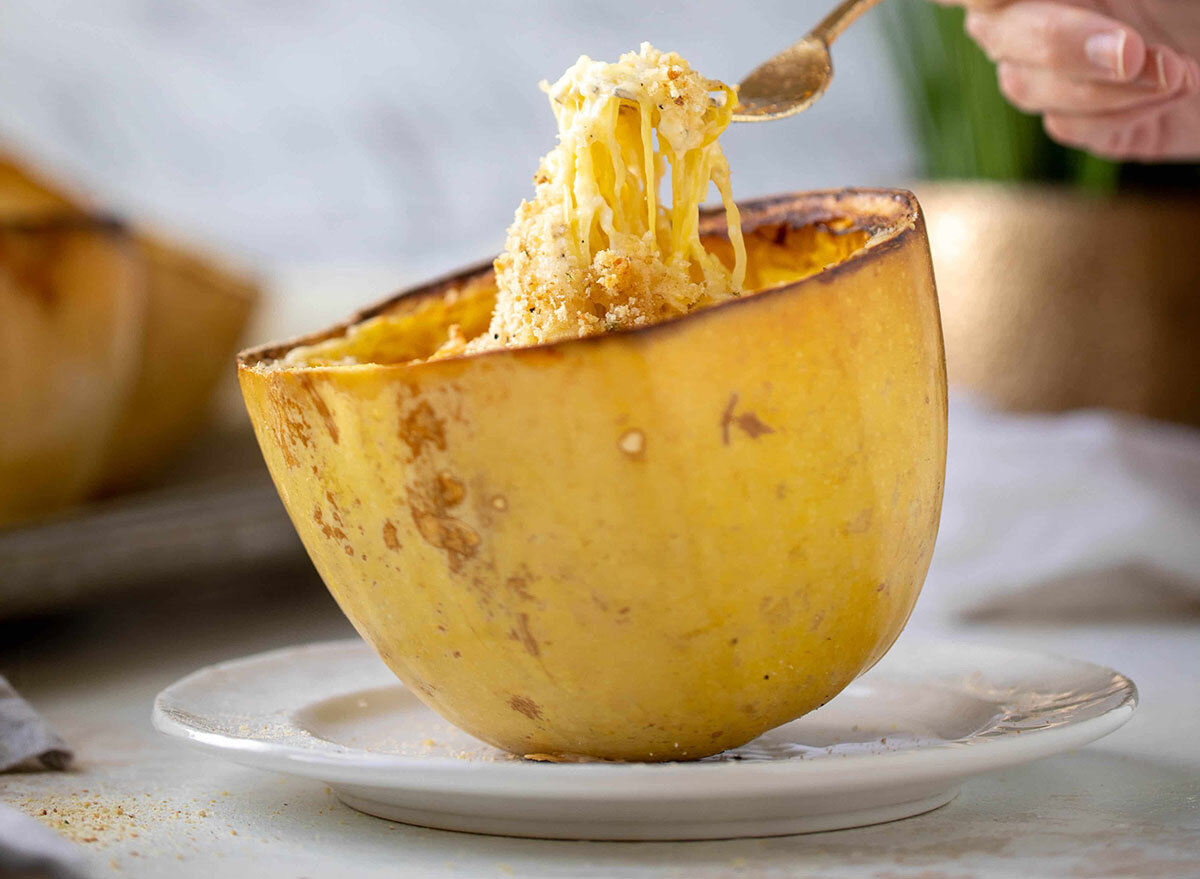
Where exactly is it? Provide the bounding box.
[733,0,887,122]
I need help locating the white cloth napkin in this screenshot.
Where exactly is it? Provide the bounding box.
[1,676,71,772]
[0,677,82,877]
[0,805,88,879]
[924,394,1200,618]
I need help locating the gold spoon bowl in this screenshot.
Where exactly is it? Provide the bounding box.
[734,0,887,122]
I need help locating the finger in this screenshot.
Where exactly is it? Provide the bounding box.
[966,1,1147,83]
[1043,70,1199,161]
[931,0,1011,9]
[997,47,1191,114]
[1045,109,1162,160]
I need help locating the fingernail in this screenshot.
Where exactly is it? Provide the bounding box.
[1085,31,1127,78]
[1148,49,1187,91]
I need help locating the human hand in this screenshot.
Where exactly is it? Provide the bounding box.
[936,0,1200,161]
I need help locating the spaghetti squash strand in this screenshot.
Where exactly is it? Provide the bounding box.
[473,43,746,352]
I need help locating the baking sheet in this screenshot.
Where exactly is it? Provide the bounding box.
[0,426,302,618]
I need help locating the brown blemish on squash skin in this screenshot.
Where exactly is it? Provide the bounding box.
[509,612,540,657]
[325,491,344,523]
[313,505,353,557]
[469,576,499,612]
[508,576,536,603]
[280,397,313,451]
[408,471,480,572]
[436,472,466,507]
[399,400,447,458]
[267,381,312,468]
[298,374,339,443]
[382,520,401,550]
[509,695,542,720]
[411,505,480,572]
[733,411,775,440]
[720,393,776,445]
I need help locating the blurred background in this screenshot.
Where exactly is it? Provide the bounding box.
[0,0,912,277]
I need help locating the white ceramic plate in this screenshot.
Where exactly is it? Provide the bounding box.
[153,639,1136,841]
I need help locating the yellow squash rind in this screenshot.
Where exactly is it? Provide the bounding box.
[240,190,947,762]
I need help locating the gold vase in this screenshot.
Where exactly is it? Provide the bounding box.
[917,182,1200,426]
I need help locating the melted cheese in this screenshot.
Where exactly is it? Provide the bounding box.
[442,43,746,357]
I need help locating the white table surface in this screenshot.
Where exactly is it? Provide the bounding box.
[2,569,1198,879]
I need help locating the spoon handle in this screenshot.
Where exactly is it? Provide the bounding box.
[811,0,888,44]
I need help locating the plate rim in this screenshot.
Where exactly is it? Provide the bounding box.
[152,637,1137,796]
